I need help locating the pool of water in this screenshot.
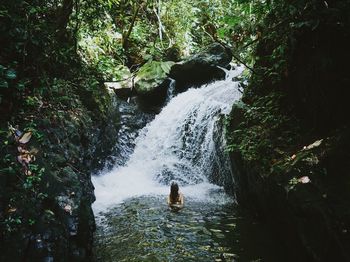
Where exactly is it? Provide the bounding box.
[94,194,293,262]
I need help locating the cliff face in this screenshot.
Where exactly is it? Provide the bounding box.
[0,70,121,261]
[227,0,350,260]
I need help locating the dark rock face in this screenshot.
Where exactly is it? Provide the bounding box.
[228,105,350,262]
[169,43,232,92]
[210,115,236,196]
[135,78,172,112]
[0,85,121,261]
[287,22,350,132]
[224,2,350,260]
[99,97,155,169]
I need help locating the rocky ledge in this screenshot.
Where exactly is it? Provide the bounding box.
[0,74,121,261]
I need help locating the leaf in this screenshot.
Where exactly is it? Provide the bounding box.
[303,139,323,150]
[25,170,32,176]
[15,129,23,138]
[5,69,17,80]
[18,146,28,153]
[7,207,17,213]
[29,148,39,155]
[0,79,8,88]
[298,176,311,184]
[45,209,55,216]
[0,64,5,74]
[19,132,32,144]
[16,82,25,91]
[160,61,175,74]
[17,155,24,165]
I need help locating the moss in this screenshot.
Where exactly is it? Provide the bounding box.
[134,60,175,95]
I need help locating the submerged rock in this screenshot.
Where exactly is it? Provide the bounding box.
[169,43,232,92]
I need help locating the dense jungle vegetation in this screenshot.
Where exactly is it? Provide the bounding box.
[1,0,350,261]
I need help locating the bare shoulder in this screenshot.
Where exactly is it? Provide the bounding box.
[179,193,184,204]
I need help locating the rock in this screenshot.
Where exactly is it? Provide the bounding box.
[0,72,119,262]
[134,60,175,107]
[105,82,132,100]
[169,43,232,92]
[164,45,182,62]
[104,65,133,100]
[134,60,175,95]
[210,114,235,195]
[227,103,350,261]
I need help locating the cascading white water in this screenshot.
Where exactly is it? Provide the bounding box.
[93,66,244,213]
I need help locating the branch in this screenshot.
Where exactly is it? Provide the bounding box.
[242,37,259,49]
[231,52,256,74]
[214,39,257,74]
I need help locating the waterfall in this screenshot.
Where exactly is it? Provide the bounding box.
[92,66,244,213]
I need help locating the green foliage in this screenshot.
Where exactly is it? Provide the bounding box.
[227,92,299,174]
[134,61,174,94]
[0,124,47,236]
[0,0,82,116]
[76,0,267,73]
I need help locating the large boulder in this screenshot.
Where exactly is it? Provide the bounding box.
[169,43,232,92]
[134,60,174,95]
[105,65,133,100]
[134,60,175,107]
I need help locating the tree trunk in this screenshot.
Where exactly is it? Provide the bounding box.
[122,4,141,51]
[56,0,74,40]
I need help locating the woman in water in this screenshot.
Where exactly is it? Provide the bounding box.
[167,181,184,210]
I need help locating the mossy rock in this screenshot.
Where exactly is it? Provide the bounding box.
[169,43,232,92]
[134,61,175,96]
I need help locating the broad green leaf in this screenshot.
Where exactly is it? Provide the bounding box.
[0,64,5,74]
[5,69,17,80]
[16,82,25,91]
[0,79,8,88]
[160,61,175,74]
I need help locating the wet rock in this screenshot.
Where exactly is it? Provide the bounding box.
[211,114,235,195]
[169,43,232,92]
[133,61,175,107]
[134,61,174,95]
[135,78,172,111]
[105,81,133,100]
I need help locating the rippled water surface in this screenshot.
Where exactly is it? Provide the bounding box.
[94,194,293,262]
